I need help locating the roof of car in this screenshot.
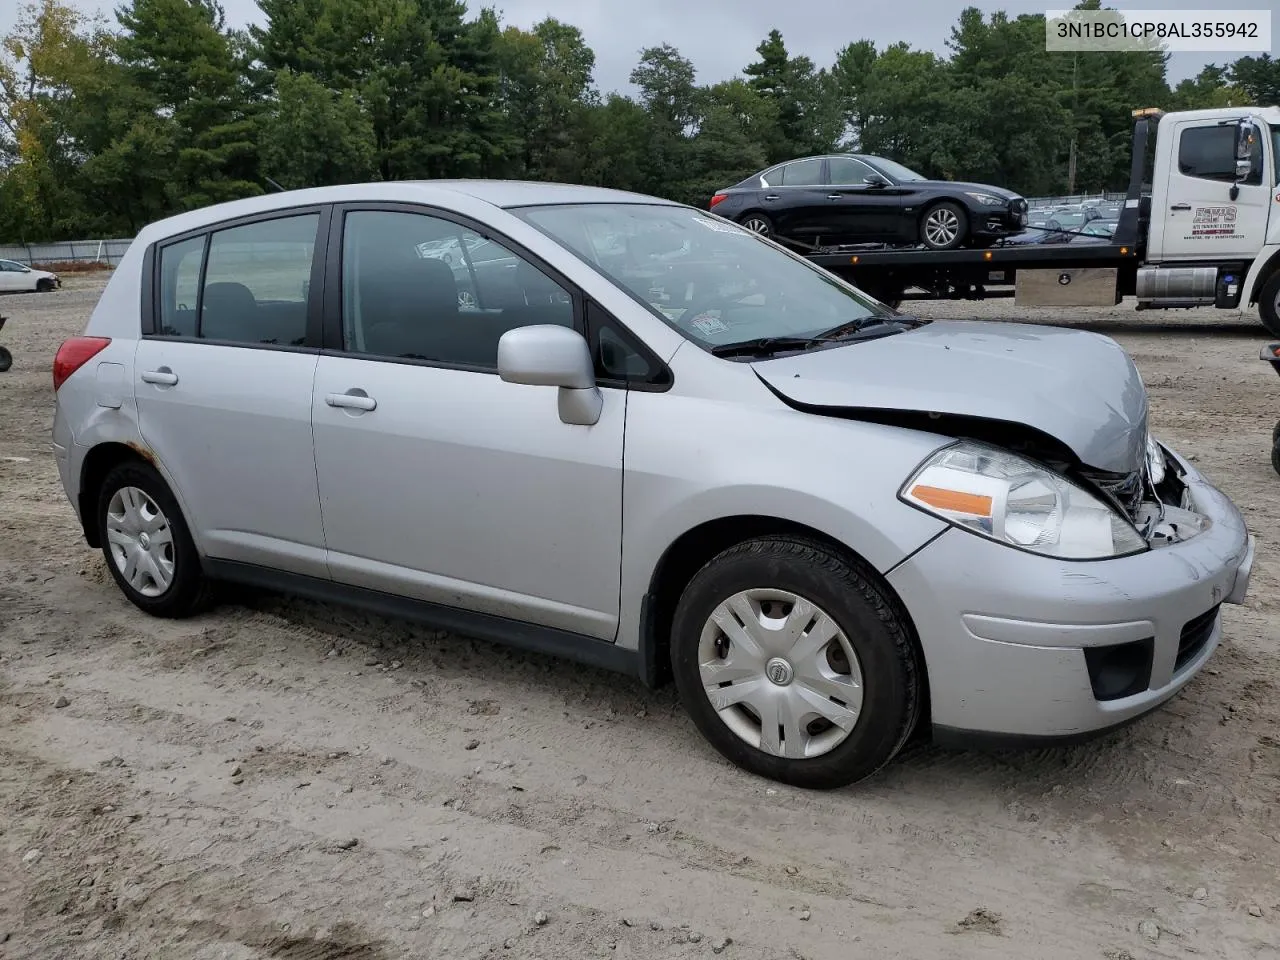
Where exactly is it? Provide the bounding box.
[134,179,679,244]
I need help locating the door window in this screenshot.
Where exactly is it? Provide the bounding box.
[154,214,318,344]
[827,157,877,185]
[779,158,823,186]
[1178,124,1262,186]
[340,210,576,369]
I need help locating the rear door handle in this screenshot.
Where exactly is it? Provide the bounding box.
[141,369,178,386]
[1170,203,1191,211]
[325,390,377,412]
[763,194,779,201]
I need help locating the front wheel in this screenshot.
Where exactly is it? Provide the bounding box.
[36,278,55,293]
[96,460,214,617]
[670,536,922,789]
[0,346,10,373]
[920,201,969,250]
[1259,271,1280,338]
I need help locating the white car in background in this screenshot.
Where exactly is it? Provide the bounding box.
[0,259,60,293]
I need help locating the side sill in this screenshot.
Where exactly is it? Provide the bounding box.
[204,559,645,683]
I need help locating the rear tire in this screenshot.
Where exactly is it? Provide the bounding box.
[920,201,969,250]
[1259,271,1280,338]
[739,212,774,237]
[0,346,10,373]
[670,536,921,789]
[1272,437,1280,478]
[96,460,215,618]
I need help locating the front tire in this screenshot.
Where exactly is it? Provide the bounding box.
[1259,271,1280,338]
[920,201,969,250]
[670,536,922,789]
[36,278,55,293]
[96,460,214,617]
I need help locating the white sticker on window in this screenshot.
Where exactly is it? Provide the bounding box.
[689,312,730,335]
[691,216,747,235]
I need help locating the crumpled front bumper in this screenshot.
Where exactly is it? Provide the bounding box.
[886,451,1252,745]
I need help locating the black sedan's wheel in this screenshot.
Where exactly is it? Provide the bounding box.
[920,201,969,250]
[97,460,215,617]
[670,536,922,789]
[739,212,774,237]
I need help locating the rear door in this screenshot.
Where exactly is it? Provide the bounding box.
[765,158,831,243]
[821,157,909,243]
[134,207,330,578]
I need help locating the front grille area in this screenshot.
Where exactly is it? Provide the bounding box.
[1086,468,1144,521]
[1176,604,1219,673]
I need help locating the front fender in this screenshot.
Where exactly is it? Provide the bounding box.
[615,390,950,652]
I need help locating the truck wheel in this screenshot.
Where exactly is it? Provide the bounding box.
[920,201,968,250]
[1259,271,1280,338]
[669,536,922,789]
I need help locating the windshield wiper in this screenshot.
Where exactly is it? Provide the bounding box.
[813,314,907,340]
[709,336,838,358]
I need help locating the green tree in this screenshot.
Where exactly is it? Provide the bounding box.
[1230,54,1280,105]
[258,68,376,188]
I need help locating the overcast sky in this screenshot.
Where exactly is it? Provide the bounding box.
[4,0,1273,91]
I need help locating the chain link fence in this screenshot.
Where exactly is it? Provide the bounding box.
[0,239,134,268]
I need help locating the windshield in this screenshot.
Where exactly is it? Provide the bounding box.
[512,203,897,350]
[868,157,927,182]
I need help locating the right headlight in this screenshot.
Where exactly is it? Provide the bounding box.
[900,440,1148,560]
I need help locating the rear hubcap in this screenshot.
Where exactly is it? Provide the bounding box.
[105,486,175,597]
[698,588,863,759]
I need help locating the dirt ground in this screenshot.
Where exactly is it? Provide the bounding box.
[1,273,1278,960]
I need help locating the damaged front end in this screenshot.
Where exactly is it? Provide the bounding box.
[1078,435,1205,549]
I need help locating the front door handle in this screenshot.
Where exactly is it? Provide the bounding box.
[1170,203,1191,211]
[141,368,178,386]
[325,390,377,412]
[827,194,842,200]
[763,194,779,201]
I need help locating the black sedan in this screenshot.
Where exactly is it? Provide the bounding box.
[709,154,1028,251]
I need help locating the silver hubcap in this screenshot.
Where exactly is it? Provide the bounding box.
[698,588,864,759]
[924,208,960,246]
[742,217,770,235]
[105,486,175,597]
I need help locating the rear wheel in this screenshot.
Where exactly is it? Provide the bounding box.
[670,536,921,789]
[96,460,214,617]
[0,346,10,373]
[1272,436,1280,477]
[739,212,774,237]
[1259,271,1280,338]
[920,201,969,250]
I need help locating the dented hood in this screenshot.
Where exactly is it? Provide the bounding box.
[753,320,1149,474]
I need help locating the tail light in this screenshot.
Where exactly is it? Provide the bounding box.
[709,193,727,209]
[53,336,110,391]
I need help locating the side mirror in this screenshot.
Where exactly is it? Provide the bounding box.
[1235,122,1254,160]
[863,175,888,188]
[497,325,602,426]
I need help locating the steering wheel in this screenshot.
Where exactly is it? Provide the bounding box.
[673,288,760,329]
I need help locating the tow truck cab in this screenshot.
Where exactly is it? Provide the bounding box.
[1142,105,1280,323]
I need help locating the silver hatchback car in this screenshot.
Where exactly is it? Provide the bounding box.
[52,181,1254,788]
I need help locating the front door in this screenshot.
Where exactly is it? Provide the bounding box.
[820,157,909,244]
[1153,118,1273,262]
[134,210,329,578]
[310,206,626,640]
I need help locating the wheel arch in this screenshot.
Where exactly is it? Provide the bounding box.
[78,442,154,547]
[1246,246,1280,304]
[639,514,930,718]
